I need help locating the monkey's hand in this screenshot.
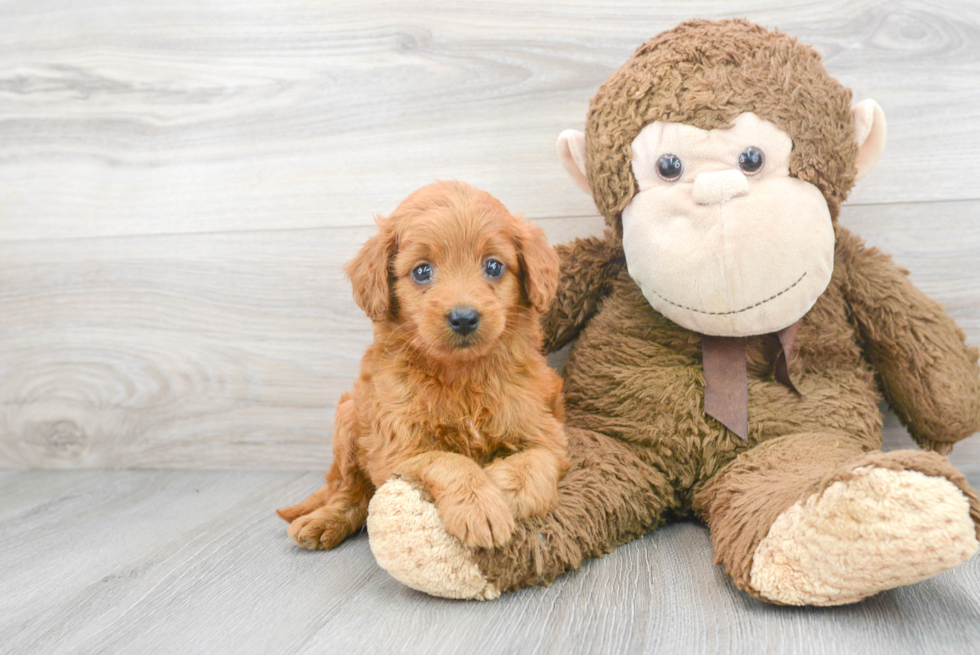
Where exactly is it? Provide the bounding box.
[839,227,980,453]
[542,229,626,354]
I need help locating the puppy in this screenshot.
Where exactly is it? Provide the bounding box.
[277,181,569,550]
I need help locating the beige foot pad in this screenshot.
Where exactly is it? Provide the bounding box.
[367,478,501,600]
[750,466,979,606]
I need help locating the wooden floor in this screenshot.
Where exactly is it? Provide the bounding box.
[2,1,980,653]
[1,425,978,655]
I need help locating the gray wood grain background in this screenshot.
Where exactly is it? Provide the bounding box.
[2,0,979,470]
[2,2,980,654]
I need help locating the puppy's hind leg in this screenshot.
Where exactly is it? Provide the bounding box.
[287,471,373,550]
[277,394,361,522]
[280,394,373,549]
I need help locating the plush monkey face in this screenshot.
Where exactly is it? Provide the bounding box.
[557,19,887,337]
[620,112,834,336]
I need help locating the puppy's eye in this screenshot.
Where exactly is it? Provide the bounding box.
[656,153,683,182]
[737,147,765,175]
[483,259,504,279]
[411,263,433,284]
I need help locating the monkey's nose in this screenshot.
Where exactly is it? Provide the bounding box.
[447,307,481,336]
[692,169,749,206]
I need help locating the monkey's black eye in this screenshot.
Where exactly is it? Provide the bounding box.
[411,263,433,284]
[737,147,765,175]
[656,153,684,182]
[484,259,504,279]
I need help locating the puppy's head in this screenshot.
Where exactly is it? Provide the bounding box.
[345,181,558,361]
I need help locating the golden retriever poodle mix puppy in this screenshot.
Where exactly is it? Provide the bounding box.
[278,181,569,551]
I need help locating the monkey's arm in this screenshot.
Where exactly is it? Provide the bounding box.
[839,227,980,453]
[542,230,625,353]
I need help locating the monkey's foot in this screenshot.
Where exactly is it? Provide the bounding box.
[750,464,979,606]
[367,477,500,600]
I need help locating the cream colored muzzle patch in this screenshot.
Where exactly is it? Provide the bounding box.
[749,466,979,606]
[623,113,835,336]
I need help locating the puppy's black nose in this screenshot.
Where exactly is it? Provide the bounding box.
[447,307,480,336]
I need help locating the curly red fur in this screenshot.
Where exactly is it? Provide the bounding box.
[278,181,569,550]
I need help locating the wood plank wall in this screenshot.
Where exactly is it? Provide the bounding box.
[2,1,979,469]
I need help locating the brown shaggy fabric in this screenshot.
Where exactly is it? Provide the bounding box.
[586,18,858,232]
[472,426,678,590]
[836,228,980,452]
[465,20,979,599]
[541,229,625,353]
[374,20,980,603]
[470,217,980,596]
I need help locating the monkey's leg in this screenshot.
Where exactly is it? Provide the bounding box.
[366,427,677,600]
[694,433,980,606]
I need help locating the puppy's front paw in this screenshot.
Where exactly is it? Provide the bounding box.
[436,485,515,549]
[286,507,355,550]
[484,456,560,521]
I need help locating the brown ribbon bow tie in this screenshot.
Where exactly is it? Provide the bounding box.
[701,320,803,439]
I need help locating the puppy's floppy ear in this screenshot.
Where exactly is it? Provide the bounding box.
[345,216,397,322]
[515,218,560,314]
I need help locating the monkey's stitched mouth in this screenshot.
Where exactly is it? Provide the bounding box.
[648,272,807,316]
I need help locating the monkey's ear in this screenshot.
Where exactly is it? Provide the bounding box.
[515,219,560,314]
[344,218,396,322]
[851,99,887,182]
[557,129,592,194]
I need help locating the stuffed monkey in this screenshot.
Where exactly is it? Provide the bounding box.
[365,19,980,605]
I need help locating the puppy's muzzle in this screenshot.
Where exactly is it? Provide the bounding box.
[447,307,481,336]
